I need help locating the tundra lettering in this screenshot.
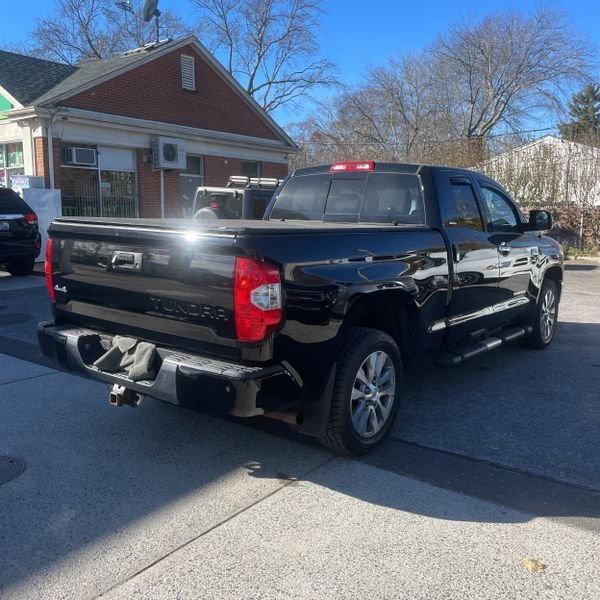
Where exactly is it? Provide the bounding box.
[149,296,229,322]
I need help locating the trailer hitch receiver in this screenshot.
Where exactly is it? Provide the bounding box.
[109,384,143,407]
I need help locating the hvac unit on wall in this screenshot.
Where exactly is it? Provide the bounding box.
[151,137,187,170]
[63,146,97,167]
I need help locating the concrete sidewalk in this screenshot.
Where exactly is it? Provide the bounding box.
[1,356,599,599]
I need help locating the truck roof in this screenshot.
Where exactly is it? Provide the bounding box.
[290,161,502,191]
[292,161,480,179]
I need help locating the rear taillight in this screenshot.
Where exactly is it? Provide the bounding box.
[23,212,38,226]
[330,161,374,173]
[45,239,55,303]
[234,257,282,342]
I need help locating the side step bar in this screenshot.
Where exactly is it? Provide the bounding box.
[435,325,532,367]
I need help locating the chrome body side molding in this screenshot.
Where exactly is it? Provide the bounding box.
[428,296,531,333]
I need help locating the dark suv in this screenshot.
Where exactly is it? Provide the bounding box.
[0,188,41,276]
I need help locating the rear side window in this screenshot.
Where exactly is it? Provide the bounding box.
[444,183,483,230]
[0,189,28,213]
[270,172,424,224]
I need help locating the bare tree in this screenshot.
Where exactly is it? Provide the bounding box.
[432,8,592,158]
[32,0,190,64]
[293,8,594,167]
[191,0,336,111]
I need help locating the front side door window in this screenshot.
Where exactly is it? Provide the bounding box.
[479,186,519,232]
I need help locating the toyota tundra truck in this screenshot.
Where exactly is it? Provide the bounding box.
[38,161,563,455]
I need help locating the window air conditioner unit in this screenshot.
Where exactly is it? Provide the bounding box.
[151,137,187,170]
[66,147,97,166]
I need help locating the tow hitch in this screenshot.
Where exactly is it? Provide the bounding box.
[108,384,143,407]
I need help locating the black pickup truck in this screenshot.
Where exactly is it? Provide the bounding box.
[39,161,563,454]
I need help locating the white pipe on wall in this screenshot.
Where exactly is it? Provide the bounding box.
[160,168,165,218]
[47,126,55,190]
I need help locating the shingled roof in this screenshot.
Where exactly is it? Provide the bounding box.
[0,50,76,106]
[0,39,184,108]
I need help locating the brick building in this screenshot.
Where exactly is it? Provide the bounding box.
[0,37,295,218]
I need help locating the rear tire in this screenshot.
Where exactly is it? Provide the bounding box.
[525,278,559,349]
[319,327,403,456]
[6,258,35,276]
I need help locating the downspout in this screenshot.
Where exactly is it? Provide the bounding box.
[47,125,55,189]
[29,126,35,176]
[160,169,165,218]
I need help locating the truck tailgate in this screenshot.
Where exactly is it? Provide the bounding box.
[48,219,239,357]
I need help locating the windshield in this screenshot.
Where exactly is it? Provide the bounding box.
[269,172,425,224]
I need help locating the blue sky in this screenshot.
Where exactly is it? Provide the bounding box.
[1,0,598,125]
[317,0,599,84]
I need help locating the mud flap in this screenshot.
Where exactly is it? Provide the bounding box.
[296,366,336,438]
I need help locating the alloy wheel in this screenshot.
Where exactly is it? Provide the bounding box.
[540,288,557,342]
[350,351,396,438]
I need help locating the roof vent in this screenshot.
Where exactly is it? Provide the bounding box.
[181,55,196,91]
[121,38,173,56]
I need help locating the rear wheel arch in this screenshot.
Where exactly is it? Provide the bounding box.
[341,292,418,365]
[319,326,403,455]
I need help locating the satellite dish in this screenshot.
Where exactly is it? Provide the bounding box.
[115,0,133,13]
[142,0,159,22]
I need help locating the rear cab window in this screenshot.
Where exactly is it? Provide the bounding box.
[270,172,425,224]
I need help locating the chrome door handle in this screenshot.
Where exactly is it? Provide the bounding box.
[498,242,511,255]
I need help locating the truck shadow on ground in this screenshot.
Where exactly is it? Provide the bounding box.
[1,321,599,593]
[245,319,600,524]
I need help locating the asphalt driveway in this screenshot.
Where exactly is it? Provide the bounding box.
[0,263,599,599]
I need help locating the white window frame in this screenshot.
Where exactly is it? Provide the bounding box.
[181,55,196,91]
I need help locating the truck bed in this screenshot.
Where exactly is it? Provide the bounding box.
[47,216,447,366]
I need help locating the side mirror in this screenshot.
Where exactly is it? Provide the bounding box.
[524,209,553,232]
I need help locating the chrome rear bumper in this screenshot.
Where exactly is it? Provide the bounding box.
[38,321,291,417]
